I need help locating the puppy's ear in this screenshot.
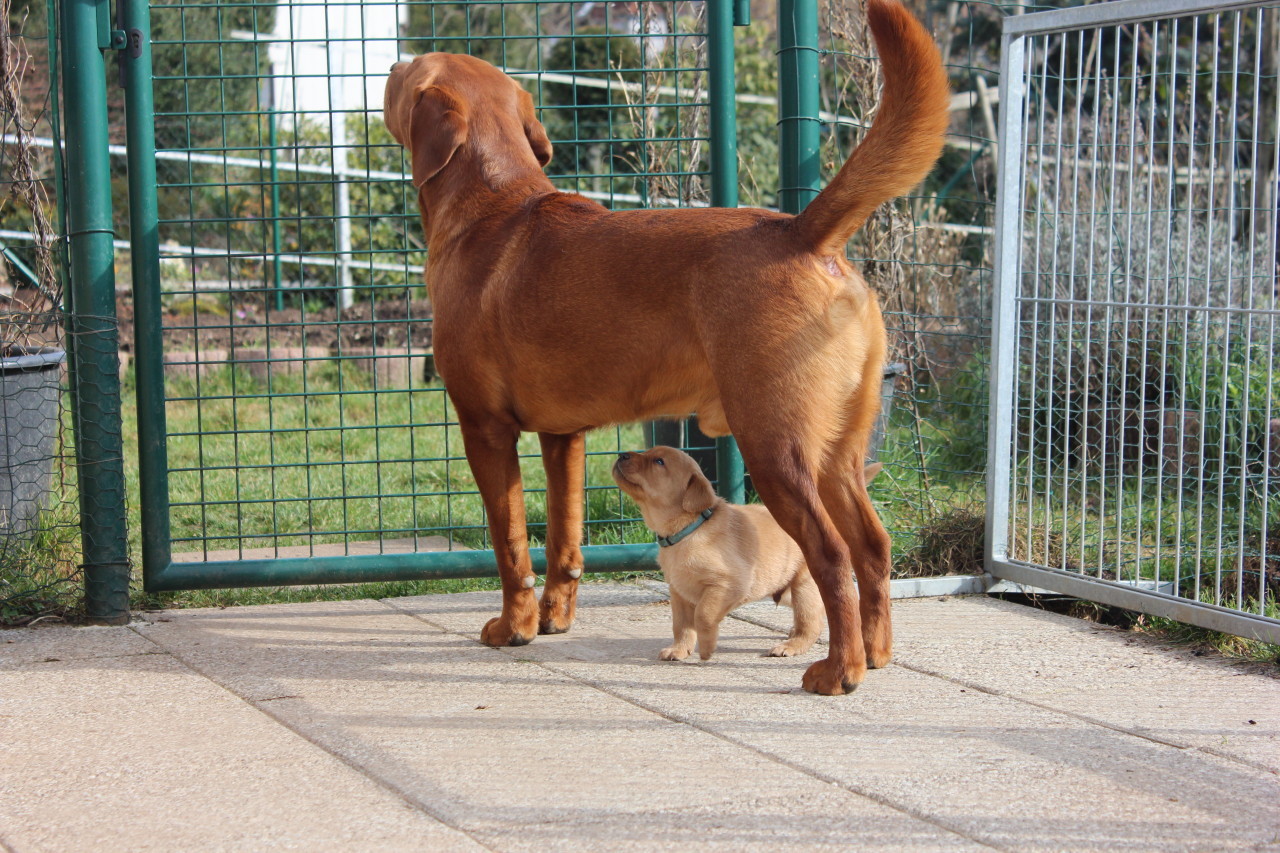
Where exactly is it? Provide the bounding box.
[409,86,468,187]
[519,89,553,167]
[864,461,883,483]
[681,469,717,514]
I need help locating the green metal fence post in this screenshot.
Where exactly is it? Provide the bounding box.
[778,0,822,214]
[269,110,284,311]
[59,0,130,622]
[119,0,174,587]
[707,0,746,503]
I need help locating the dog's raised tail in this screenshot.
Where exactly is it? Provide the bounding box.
[794,0,950,255]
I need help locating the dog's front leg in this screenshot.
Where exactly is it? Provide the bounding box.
[459,415,540,646]
[659,592,696,660]
[537,431,585,634]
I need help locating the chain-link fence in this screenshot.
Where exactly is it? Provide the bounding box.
[0,0,84,624]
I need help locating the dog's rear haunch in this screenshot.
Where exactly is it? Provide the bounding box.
[384,0,949,694]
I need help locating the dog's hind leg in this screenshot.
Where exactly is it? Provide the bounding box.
[768,569,823,657]
[736,435,866,694]
[537,431,586,634]
[819,462,893,668]
[818,369,894,668]
[459,415,540,646]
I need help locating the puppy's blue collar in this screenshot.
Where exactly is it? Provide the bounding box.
[656,507,714,548]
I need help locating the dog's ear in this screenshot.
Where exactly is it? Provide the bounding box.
[681,469,716,514]
[864,461,883,483]
[409,86,468,187]
[518,89,553,168]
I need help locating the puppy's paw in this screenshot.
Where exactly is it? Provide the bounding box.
[659,645,691,661]
[767,640,812,657]
[801,656,865,696]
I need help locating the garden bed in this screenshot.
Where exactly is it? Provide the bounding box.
[114,290,434,358]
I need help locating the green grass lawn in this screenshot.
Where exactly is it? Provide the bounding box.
[123,362,656,609]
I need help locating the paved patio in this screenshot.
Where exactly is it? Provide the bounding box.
[2,583,1277,851]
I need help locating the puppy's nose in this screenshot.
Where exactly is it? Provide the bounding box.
[618,453,631,462]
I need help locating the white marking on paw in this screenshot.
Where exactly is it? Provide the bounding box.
[521,575,536,589]
[566,568,582,579]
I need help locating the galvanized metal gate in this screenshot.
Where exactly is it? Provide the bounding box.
[988,0,1280,643]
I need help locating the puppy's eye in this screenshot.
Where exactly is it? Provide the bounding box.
[654,458,665,466]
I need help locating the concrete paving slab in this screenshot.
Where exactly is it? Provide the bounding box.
[0,624,155,670]
[0,644,482,852]
[732,592,1280,772]
[395,586,1280,852]
[136,597,974,851]
[6,584,1278,852]
[893,595,1280,771]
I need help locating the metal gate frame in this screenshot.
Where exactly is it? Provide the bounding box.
[987,0,1280,644]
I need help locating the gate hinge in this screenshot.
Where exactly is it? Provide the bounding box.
[106,28,142,56]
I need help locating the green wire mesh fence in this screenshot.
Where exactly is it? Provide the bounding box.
[817,0,1016,577]
[3,0,1030,616]
[137,0,714,571]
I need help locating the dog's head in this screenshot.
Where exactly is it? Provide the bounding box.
[384,53,553,190]
[612,446,717,517]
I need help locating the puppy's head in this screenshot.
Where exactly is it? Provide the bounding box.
[612,446,717,517]
[384,53,553,190]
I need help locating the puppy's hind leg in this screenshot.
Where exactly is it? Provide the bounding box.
[768,569,823,657]
[693,588,734,660]
[537,431,586,635]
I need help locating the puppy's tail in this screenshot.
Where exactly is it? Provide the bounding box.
[793,0,950,255]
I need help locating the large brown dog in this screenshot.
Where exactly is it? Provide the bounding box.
[384,0,949,694]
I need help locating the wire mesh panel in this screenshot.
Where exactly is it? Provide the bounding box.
[990,0,1280,642]
[817,0,1006,579]
[135,0,714,582]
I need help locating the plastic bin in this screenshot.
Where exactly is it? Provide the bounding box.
[0,346,66,538]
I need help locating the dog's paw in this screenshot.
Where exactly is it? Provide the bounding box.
[867,647,893,669]
[767,641,804,657]
[801,657,865,696]
[659,645,691,661]
[537,583,578,635]
[480,614,537,647]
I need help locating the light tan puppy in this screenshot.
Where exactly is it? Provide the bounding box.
[614,447,874,662]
